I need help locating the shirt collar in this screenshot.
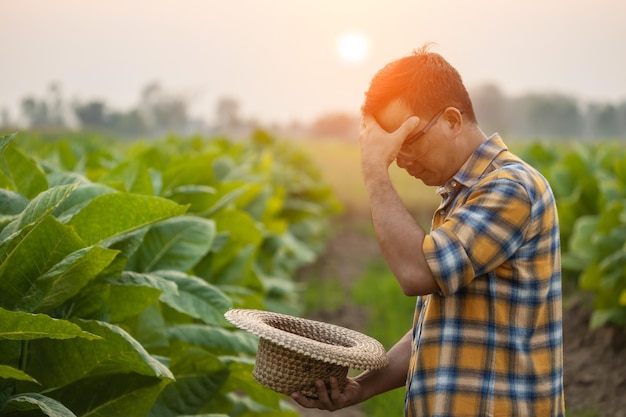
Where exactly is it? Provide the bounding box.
[436,134,508,196]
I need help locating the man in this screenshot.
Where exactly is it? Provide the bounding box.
[292,45,565,416]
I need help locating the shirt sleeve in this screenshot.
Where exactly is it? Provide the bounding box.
[423,171,533,295]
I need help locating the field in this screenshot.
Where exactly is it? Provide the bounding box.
[1,132,625,417]
[302,138,441,216]
[298,138,626,417]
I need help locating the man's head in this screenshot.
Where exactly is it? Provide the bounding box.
[361,44,476,125]
[360,45,485,186]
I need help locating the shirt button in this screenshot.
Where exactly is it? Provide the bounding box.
[451,181,457,188]
[439,209,446,216]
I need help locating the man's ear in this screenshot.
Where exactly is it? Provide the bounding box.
[444,107,463,133]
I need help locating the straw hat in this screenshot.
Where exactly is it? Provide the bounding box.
[224,308,389,397]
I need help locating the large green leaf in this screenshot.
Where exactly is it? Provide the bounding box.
[0,393,77,417]
[115,271,179,294]
[68,193,187,246]
[131,216,215,272]
[201,182,252,217]
[106,271,179,323]
[53,182,117,222]
[208,209,263,278]
[98,160,155,195]
[0,189,28,216]
[109,285,162,324]
[0,133,16,153]
[30,246,119,313]
[47,373,170,417]
[25,320,173,388]
[166,325,257,354]
[162,185,216,215]
[0,308,99,341]
[155,270,232,325]
[0,183,79,241]
[150,370,229,417]
[0,216,88,310]
[0,143,48,199]
[0,365,39,384]
[218,357,285,409]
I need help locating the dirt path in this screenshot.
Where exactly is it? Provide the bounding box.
[293,214,626,417]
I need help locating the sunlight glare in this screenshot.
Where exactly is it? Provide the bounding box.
[336,33,369,64]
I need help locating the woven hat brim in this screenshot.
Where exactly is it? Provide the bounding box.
[224,309,388,369]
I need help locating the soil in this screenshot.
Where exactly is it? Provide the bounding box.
[291,214,626,417]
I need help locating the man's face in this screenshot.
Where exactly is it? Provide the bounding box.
[375,99,449,186]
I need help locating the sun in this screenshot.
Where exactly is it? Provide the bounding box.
[336,33,369,64]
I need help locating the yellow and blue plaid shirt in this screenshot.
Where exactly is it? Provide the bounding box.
[406,135,565,416]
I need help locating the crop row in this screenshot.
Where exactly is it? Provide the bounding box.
[0,131,341,417]
[521,141,626,328]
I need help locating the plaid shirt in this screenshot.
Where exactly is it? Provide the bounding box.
[405,135,565,416]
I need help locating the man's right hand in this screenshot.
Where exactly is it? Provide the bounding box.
[290,376,363,412]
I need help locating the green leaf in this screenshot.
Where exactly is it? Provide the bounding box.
[166,325,257,354]
[116,271,179,294]
[163,184,217,215]
[53,182,117,222]
[0,143,48,199]
[150,370,229,417]
[108,285,162,323]
[209,209,263,277]
[0,189,28,216]
[31,246,119,313]
[155,270,232,325]
[568,215,599,256]
[0,183,79,241]
[0,133,16,153]
[201,182,251,217]
[0,215,87,310]
[107,271,179,323]
[0,392,77,417]
[0,307,100,341]
[0,365,39,384]
[25,320,173,388]
[589,308,626,329]
[48,373,170,417]
[132,216,215,272]
[579,262,601,291]
[98,160,155,195]
[68,193,187,246]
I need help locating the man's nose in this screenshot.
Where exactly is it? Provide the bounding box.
[396,153,414,168]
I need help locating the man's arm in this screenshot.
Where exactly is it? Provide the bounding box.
[360,116,439,296]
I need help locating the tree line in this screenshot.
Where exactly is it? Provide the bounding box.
[471,84,626,140]
[1,81,625,140]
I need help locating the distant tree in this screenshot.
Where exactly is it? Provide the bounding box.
[511,93,582,138]
[21,97,49,128]
[20,82,78,129]
[215,97,241,129]
[310,112,359,140]
[470,83,508,135]
[74,100,108,129]
[588,103,622,139]
[108,109,147,138]
[139,82,189,136]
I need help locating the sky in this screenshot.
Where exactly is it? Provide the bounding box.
[1,0,625,125]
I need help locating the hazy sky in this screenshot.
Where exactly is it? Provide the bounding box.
[1,0,625,125]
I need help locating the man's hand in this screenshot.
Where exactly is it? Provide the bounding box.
[290,377,362,412]
[359,115,420,175]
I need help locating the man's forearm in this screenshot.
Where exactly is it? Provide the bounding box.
[363,170,438,296]
[354,329,413,400]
